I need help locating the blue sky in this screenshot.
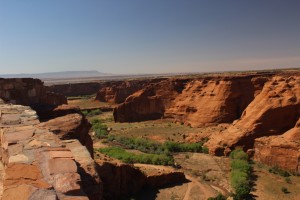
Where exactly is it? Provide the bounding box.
[0,0,300,74]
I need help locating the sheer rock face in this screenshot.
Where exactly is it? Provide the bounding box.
[37,113,93,157]
[205,76,300,155]
[113,79,188,122]
[254,118,300,173]
[164,76,266,127]
[95,78,166,104]
[113,75,268,126]
[95,158,185,200]
[0,78,67,107]
[0,104,102,200]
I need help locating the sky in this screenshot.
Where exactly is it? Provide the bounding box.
[0,0,300,75]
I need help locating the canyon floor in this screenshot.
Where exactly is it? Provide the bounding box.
[69,95,300,200]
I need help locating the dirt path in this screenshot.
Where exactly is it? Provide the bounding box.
[183,175,216,200]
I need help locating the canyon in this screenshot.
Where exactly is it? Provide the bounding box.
[0,69,299,199]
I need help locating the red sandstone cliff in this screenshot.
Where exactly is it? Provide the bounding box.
[254,118,300,173]
[113,75,269,126]
[113,79,188,122]
[95,78,166,104]
[0,78,67,107]
[205,75,300,155]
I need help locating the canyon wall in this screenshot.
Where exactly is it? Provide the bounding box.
[0,78,67,107]
[113,75,270,126]
[47,82,105,97]
[113,78,188,122]
[205,75,300,156]
[254,118,300,173]
[95,78,166,104]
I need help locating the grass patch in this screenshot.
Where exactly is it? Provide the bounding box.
[97,146,174,165]
[230,149,252,200]
[82,109,102,117]
[91,119,108,138]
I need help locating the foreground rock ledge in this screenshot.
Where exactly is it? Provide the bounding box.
[0,103,102,200]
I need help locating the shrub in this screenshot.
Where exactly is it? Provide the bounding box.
[268,166,290,177]
[230,149,248,160]
[285,177,292,184]
[82,109,102,117]
[207,193,227,200]
[97,147,174,166]
[91,119,108,138]
[281,187,289,194]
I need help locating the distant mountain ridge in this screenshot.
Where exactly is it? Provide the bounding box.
[0,70,111,79]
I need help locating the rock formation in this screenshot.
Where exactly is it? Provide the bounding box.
[205,75,300,155]
[113,79,188,122]
[254,118,300,173]
[114,75,269,126]
[0,103,102,200]
[37,113,93,157]
[95,156,185,200]
[47,82,105,97]
[95,78,166,104]
[0,78,67,107]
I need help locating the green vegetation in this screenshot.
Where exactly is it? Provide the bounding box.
[230,149,251,200]
[82,109,102,117]
[207,193,227,200]
[281,187,289,194]
[97,146,174,165]
[268,166,290,177]
[107,135,208,154]
[91,119,108,138]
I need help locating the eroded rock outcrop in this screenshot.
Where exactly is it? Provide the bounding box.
[165,75,266,127]
[95,156,185,200]
[205,75,300,155]
[113,79,188,122]
[38,113,93,156]
[0,103,102,200]
[95,78,166,104]
[114,75,269,126]
[254,118,300,173]
[0,78,67,107]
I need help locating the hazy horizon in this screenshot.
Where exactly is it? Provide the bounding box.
[1,0,300,74]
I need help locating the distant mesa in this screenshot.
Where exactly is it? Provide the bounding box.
[0,70,111,79]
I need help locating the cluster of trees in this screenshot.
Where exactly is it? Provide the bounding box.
[230,149,252,200]
[97,147,174,165]
[107,135,208,154]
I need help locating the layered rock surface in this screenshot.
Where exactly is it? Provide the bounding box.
[113,79,188,122]
[205,75,300,155]
[38,113,93,156]
[0,78,67,107]
[114,75,269,126]
[96,78,166,104]
[95,156,185,200]
[254,118,300,173]
[0,103,102,200]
